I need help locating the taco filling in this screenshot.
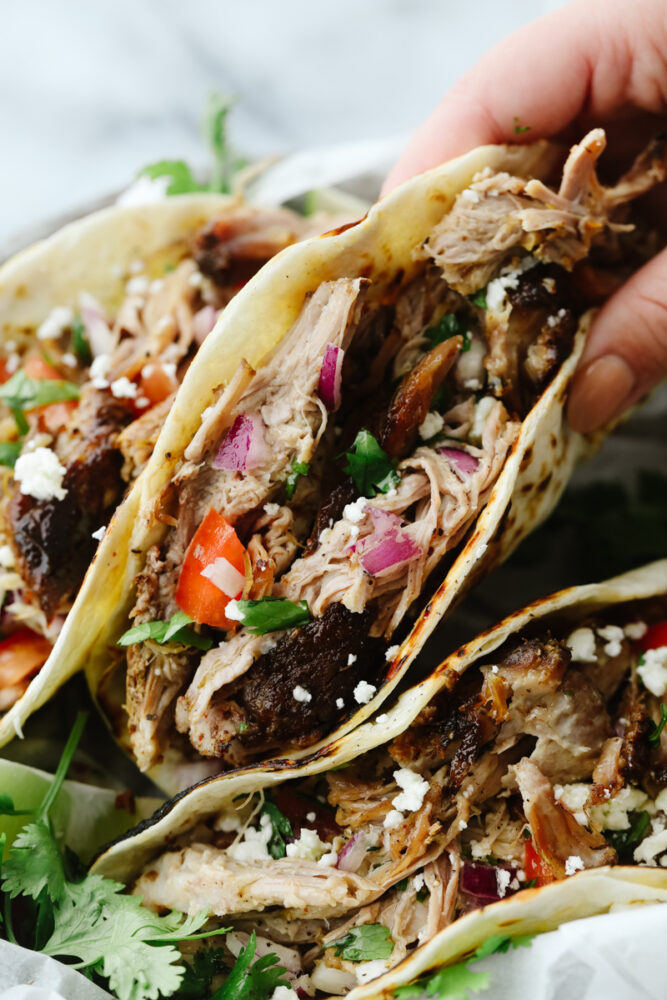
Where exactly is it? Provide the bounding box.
[113,130,667,774]
[132,601,667,993]
[0,206,307,712]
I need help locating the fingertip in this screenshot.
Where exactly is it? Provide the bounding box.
[567,354,636,434]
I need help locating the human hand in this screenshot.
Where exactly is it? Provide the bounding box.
[383,0,667,433]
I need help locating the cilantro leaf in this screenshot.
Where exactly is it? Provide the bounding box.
[285,460,309,500]
[0,442,21,469]
[425,314,471,352]
[71,316,92,367]
[326,923,394,962]
[395,962,490,1000]
[605,810,651,857]
[234,597,311,635]
[0,371,79,437]
[473,934,534,960]
[117,611,213,651]
[2,821,66,904]
[139,160,205,196]
[212,931,289,1000]
[468,290,487,310]
[648,704,667,747]
[260,793,293,860]
[177,947,228,998]
[342,430,399,497]
[205,93,236,195]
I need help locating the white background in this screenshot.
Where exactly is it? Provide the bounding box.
[1,0,565,246]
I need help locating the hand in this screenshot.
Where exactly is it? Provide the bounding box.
[383,0,667,433]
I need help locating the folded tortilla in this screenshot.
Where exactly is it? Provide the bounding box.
[75,129,667,792]
[91,558,667,995]
[0,195,311,743]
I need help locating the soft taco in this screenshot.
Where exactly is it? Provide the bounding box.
[91,559,667,995]
[0,195,312,739]
[76,128,667,791]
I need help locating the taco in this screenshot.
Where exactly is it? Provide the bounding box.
[91,559,667,994]
[78,129,667,790]
[0,195,311,738]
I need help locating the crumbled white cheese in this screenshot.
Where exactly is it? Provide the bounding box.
[215,811,243,833]
[418,411,444,440]
[353,680,377,704]
[227,813,272,862]
[285,827,331,861]
[6,353,20,374]
[460,188,480,203]
[318,851,338,866]
[14,448,67,502]
[272,986,298,1000]
[383,809,404,829]
[413,872,425,892]
[110,377,138,399]
[491,665,499,674]
[306,812,316,823]
[496,869,511,897]
[293,685,312,703]
[347,653,357,666]
[470,395,495,445]
[591,786,650,831]
[343,497,367,524]
[0,545,14,568]
[336,697,345,709]
[625,621,648,640]
[485,257,537,312]
[385,644,400,662]
[565,855,584,876]
[355,960,389,986]
[264,502,281,517]
[566,627,597,663]
[126,275,149,296]
[546,308,567,328]
[554,782,590,825]
[91,525,106,542]
[37,306,74,341]
[634,829,667,866]
[597,624,625,658]
[201,556,246,597]
[392,768,429,813]
[225,599,245,622]
[61,352,78,369]
[638,646,667,697]
[89,354,112,388]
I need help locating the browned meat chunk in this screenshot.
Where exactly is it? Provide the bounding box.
[241,602,385,749]
[304,479,357,556]
[619,685,651,784]
[193,208,304,289]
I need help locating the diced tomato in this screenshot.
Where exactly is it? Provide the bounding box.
[24,355,61,381]
[641,623,667,652]
[0,359,11,385]
[524,838,555,887]
[0,629,52,690]
[24,353,78,432]
[139,364,178,407]
[176,509,247,629]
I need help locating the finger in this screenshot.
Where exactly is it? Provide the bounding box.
[383,0,667,194]
[568,245,667,433]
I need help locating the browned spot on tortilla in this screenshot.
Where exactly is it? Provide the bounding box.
[536,473,553,494]
[519,446,534,471]
[321,216,367,238]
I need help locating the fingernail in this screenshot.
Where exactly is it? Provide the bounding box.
[568,354,636,434]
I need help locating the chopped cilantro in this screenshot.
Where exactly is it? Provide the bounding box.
[211,930,289,1000]
[395,934,534,1000]
[326,923,394,962]
[605,809,651,857]
[238,721,249,733]
[260,792,293,860]
[70,316,92,367]
[342,429,400,497]
[513,117,532,134]
[0,442,22,469]
[285,460,310,500]
[176,946,228,998]
[395,877,409,892]
[0,371,79,437]
[520,877,537,889]
[648,704,667,747]
[425,313,471,352]
[416,885,430,903]
[117,611,213,651]
[234,596,311,635]
[469,290,487,309]
[522,827,532,840]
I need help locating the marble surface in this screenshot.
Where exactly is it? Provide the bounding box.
[1,0,564,252]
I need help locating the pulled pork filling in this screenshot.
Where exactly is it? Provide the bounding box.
[119,129,667,774]
[134,600,667,994]
[0,207,307,712]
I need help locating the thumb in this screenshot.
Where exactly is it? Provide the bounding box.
[567,247,667,433]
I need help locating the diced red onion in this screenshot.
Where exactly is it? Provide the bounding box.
[318,345,344,411]
[460,861,517,902]
[438,447,479,478]
[336,833,367,872]
[79,292,115,357]
[200,556,245,598]
[213,413,268,471]
[357,505,422,579]
[193,305,218,346]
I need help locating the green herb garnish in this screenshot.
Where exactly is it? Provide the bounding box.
[260,792,293,860]
[395,934,534,1000]
[425,313,471,352]
[70,316,92,367]
[117,610,213,651]
[395,877,409,892]
[211,930,289,1000]
[343,429,399,497]
[0,371,79,437]
[0,442,22,469]
[285,460,310,500]
[648,704,667,747]
[513,117,532,134]
[233,596,311,635]
[468,289,487,310]
[520,877,538,889]
[326,923,394,962]
[605,810,651,857]
[416,885,430,902]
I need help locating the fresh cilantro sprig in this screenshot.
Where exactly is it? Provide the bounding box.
[260,793,293,860]
[233,597,311,635]
[425,314,471,352]
[648,704,667,748]
[211,931,289,1000]
[395,934,534,1000]
[342,429,400,497]
[285,460,310,500]
[176,947,228,999]
[117,611,213,651]
[326,923,394,962]
[0,370,79,437]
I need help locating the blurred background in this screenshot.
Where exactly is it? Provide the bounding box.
[1,0,565,250]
